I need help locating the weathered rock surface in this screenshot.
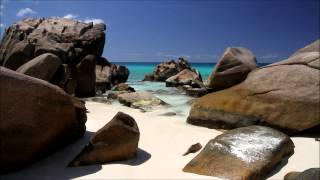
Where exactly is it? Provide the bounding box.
[284,168,320,180]
[118,91,167,109]
[207,47,257,91]
[166,69,202,87]
[143,57,191,82]
[0,67,86,173]
[16,53,62,81]
[112,83,135,92]
[183,126,294,180]
[69,112,139,166]
[187,40,320,134]
[183,143,202,156]
[106,83,135,100]
[0,17,129,97]
[95,58,129,93]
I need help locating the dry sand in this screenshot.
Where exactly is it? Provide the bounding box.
[1,101,319,180]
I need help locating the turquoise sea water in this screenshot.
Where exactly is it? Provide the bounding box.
[110,62,215,116]
[111,62,269,116]
[114,62,215,82]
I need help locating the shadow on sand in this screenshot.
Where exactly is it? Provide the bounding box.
[291,125,320,139]
[1,131,151,180]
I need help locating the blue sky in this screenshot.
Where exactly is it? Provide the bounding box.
[0,0,319,63]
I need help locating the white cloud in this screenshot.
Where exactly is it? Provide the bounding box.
[1,4,4,16]
[156,52,191,59]
[260,54,279,60]
[63,14,78,19]
[83,18,104,25]
[16,7,37,17]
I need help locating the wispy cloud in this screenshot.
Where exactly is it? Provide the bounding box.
[0,4,4,16]
[157,52,191,59]
[84,18,104,25]
[16,7,37,17]
[63,13,78,19]
[260,54,279,60]
[193,54,219,60]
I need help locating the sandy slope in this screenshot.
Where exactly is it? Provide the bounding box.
[1,101,319,180]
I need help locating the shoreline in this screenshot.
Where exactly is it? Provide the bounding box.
[2,101,319,179]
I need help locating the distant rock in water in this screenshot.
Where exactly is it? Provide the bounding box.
[107,83,135,100]
[142,57,191,82]
[165,69,202,87]
[0,67,86,173]
[118,91,167,110]
[69,112,139,166]
[187,40,320,134]
[284,168,320,180]
[183,125,294,180]
[206,47,257,91]
[0,17,128,97]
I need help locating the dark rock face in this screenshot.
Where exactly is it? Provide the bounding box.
[185,87,208,97]
[95,58,129,94]
[161,112,177,116]
[207,47,257,91]
[118,91,167,110]
[0,17,110,97]
[16,53,62,81]
[0,67,86,174]
[74,55,96,97]
[69,112,139,166]
[284,168,320,180]
[183,126,294,180]
[183,143,202,156]
[112,83,135,92]
[142,73,155,81]
[142,58,191,82]
[187,40,320,134]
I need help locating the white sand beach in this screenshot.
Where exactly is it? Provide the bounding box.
[1,101,319,180]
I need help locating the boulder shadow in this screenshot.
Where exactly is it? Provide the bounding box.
[1,131,102,180]
[106,148,151,166]
[263,154,290,179]
[291,125,320,138]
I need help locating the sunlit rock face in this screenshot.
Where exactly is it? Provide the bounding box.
[0,17,106,97]
[187,40,320,134]
[206,47,257,91]
[183,125,294,180]
[69,112,139,166]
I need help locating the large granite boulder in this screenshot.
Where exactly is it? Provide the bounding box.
[0,17,106,97]
[16,53,62,81]
[206,47,257,91]
[0,67,86,173]
[69,112,139,166]
[165,69,202,87]
[183,126,294,180]
[284,168,320,180]
[118,91,167,110]
[143,57,191,82]
[74,54,96,97]
[187,40,320,134]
